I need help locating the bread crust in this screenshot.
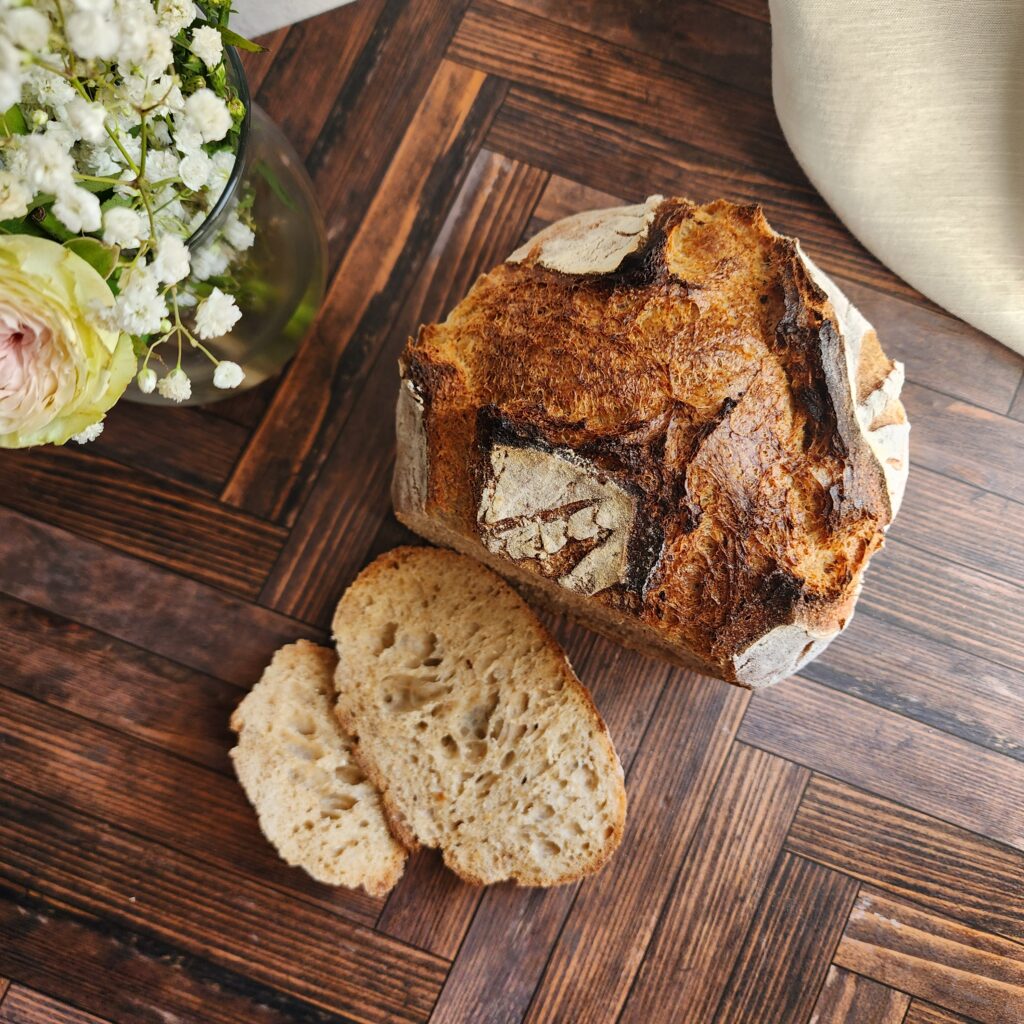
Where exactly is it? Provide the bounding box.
[395,198,909,688]
[332,546,627,887]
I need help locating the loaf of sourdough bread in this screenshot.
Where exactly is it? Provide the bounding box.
[393,197,910,688]
[332,546,627,886]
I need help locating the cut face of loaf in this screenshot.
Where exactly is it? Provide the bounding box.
[229,641,406,897]
[394,196,910,688]
[332,546,627,887]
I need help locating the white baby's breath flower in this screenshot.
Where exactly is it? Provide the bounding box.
[79,139,123,178]
[222,213,254,251]
[152,234,190,284]
[71,421,104,444]
[5,7,50,51]
[63,95,108,142]
[190,25,222,67]
[189,240,229,280]
[157,367,191,402]
[66,10,120,59]
[0,71,21,112]
[147,118,172,147]
[22,65,76,109]
[155,0,197,35]
[182,88,231,142]
[213,360,244,389]
[136,367,157,393]
[112,263,167,334]
[21,134,74,193]
[70,0,114,13]
[172,118,203,155]
[178,149,211,191]
[0,171,31,220]
[194,286,240,339]
[102,206,143,247]
[52,185,102,234]
[132,27,174,78]
[44,120,78,153]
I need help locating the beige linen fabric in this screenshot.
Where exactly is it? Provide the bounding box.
[770,0,1024,355]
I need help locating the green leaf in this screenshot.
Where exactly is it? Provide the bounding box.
[0,218,46,238]
[32,207,75,242]
[64,237,122,279]
[218,26,265,52]
[1,104,27,136]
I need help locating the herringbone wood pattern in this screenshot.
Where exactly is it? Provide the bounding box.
[1,2,1022,1022]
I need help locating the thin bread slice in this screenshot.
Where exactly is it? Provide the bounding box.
[331,546,627,887]
[230,641,406,897]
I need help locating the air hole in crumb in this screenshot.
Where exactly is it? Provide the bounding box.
[416,721,428,732]
[536,839,561,858]
[538,803,555,820]
[322,794,357,814]
[335,765,365,785]
[377,622,398,653]
[467,740,487,763]
[290,712,316,736]
[517,692,530,714]
[800,640,815,659]
[501,750,515,768]
[441,734,459,759]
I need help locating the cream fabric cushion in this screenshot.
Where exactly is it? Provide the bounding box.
[770,0,1024,356]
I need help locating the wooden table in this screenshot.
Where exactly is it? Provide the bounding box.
[2,2,1023,1022]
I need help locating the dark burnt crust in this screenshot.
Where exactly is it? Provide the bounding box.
[399,198,897,680]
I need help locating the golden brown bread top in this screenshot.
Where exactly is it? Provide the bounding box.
[401,198,907,679]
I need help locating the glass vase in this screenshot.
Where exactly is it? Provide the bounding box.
[128,52,327,406]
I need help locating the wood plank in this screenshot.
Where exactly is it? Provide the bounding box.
[0,981,6,1005]
[0,986,110,1024]
[739,675,1024,851]
[223,62,503,525]
[619,744,807,1024]
[0,447,286,600]
[380,620,671,958]
[803,607,1024,763]
[713,853,860,1024]
[861,538,1024,678]
[259,148,547,623]
[451,0,797,179]
[431,668,743,1024]
[527,174,1023,413]
[200,375,278,431]
[488,85,926,305]
[0,594,239,773]
[254,0,388,159]
[0,686,380,927]
[835,889,1024,1024]
[1008,379,1024,422]
[810,966,911,1024]
[238,26,289,95]
[308,0,473,266]
[0,886,342,1024]
[0,787,445,1024]
[90,401,249,494]
[499,0,773,95]
[787,775,1024,942]
[0,511,317,687]
[905,1002,980,1024]
[901,383,1024,503]
[892,467,1024,588]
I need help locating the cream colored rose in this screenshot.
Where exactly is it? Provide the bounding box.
[0,236,135,447]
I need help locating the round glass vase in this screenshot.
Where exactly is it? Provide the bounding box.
[128,52,327,406]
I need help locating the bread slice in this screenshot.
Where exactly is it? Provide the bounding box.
[331,546,627,887]
[393,196,910,688]
[230,641,406,897]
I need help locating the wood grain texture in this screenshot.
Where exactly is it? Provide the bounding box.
[787,775,1024,942]
[0,987,111,1024]
[905,1002,981,1024]
[0,446,286,599]
[0,510,317,686]
[0,593,239,773]
[522,677,748,1024]
[619,743,808,1024]
[0,786,445,1024]
[0,887,346,1024]
[224,61,502,525]
[500,0,773,94]
[0,686,381,926]
[258,148,545,623]
[835,890,1024,1024]
[713,853,860,1024]
[452,0,796,178]
[809,966,911,1024]
[739,676,1024,851]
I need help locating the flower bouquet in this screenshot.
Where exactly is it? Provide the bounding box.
[0,0,265,448]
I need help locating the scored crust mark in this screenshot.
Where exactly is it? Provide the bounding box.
[395,197,910,688]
